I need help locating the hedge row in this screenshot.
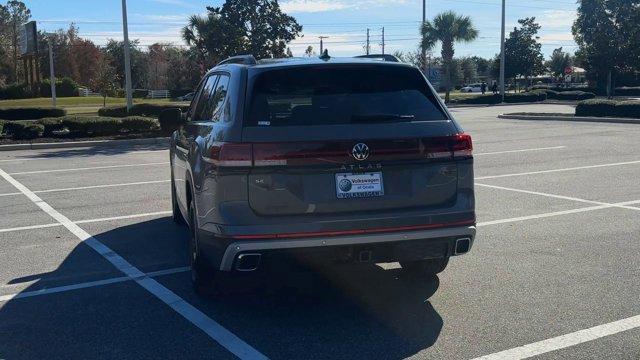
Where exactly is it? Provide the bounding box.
[450,92,546,104]
[575,99,640,118]
[0,107,67,120]
[1,116,159,140]
[98,103,190,118]
[533,90,596,101]
[0,78,80,99]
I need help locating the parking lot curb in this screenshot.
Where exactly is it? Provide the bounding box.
[448,101,576,108]
[498,113,640,124]
[0,137,170,151]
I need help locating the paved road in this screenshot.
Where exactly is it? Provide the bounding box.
[1,104,639,359]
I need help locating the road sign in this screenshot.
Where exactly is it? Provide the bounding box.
[564,66,573,75]
[19,21,38,56]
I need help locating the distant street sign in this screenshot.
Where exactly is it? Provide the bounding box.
[19,21,38,56]
[564,66,573,75]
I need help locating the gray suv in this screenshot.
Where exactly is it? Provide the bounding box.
[166,54,475,292]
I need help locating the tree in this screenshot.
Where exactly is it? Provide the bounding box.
[182,1,302,67]
[304,46,315,57]
[0,4,11,84]
[104,39,149,89]
[91,57,119,107]
[572,0,640,93]
[459,57,477,84]
[469,56,491,80]
[38,24,102,86]
[503,17,545,89]
[5,1,30,82]
[421,11,478,102]
[547,47,572,81]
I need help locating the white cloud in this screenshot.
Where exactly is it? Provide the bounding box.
[281,0,353,13]
[537,9,576,29]
[146,0,196,8]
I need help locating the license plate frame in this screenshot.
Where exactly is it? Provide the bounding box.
[335,172,384,199]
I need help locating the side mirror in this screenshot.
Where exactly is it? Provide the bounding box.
[159,108,186,134]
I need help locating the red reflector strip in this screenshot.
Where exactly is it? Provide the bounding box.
[228,219,475,240]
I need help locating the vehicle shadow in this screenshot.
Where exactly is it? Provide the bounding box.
[20,142,168,159]
[0,217,443,359]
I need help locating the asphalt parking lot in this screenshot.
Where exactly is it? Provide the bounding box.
[1,103,639,359]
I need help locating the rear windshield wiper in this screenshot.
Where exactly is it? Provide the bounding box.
[350,113,415,123]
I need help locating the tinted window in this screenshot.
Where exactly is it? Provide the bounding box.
[192,75,219,122]
[247,66,446,127]
[210,75,230,122]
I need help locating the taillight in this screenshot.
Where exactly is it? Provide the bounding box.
[424,134,473,159]
[205,143,253,167]
[452,133,473,157]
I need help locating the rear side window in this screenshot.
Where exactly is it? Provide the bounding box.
[192,74,231,122]
[247,66,447,127]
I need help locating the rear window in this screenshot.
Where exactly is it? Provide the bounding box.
[246,65,447,127]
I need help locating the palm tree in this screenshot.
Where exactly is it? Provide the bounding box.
[421,11,478,102]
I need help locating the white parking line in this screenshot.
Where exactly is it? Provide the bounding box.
[0,266,189,302]
[8,162,168,175]
[0,211,172,234]
[472,314,640,360]
[0,168,267,360]
[476,183,640,211]
[0,179,170,197]
[477,199,640,227]
[475,146,566,156]
[476,160,640,180]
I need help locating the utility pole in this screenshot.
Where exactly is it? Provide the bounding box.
[319,36,329,54]
[422,0,427,73]
[48,41,56,107]
[381,27,385,54]
[499,0,506,102]
[121,0,133,111]
[366,28,370,55]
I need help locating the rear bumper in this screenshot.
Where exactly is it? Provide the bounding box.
[218,225,475,271]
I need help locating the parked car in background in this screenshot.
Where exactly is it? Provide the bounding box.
[177,92,195,101]
[165,54,476,294]
[460,83,482,92]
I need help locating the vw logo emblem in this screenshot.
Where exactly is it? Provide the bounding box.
[352,143,370,161]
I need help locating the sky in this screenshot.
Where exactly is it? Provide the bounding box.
[25,0,580,59]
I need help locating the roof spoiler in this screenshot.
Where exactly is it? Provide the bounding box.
[354,54,401,62]
[217,55,257,66]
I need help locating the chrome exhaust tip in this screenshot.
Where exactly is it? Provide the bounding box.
[235,253,261,271]
[454,238,471,255]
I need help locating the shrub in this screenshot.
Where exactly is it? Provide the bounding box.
[575,99,640,118]
[158,108,184,134]
[0,107,67,120]
[0,120,4,135]
[553,91,596,101]
[39,77,80,97]
[120,116,159,132]
[615,87,640,96]
[7,121,44,140]
[98,103,190,118]
[0,83,34,100]
[450,92,545,104]
[62,116,123,136]
[133,89,148,98]
[37,118,65,137]
[613,101,640,118]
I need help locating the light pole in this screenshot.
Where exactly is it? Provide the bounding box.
[121,0,133,111]
[319,36,329,54]
[422,0,427,73]
[47,39,56,107]
[499,0,506,102]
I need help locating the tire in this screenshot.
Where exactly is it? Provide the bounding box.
[400,257,449,277]
[171,175,186,225]
[188,201,216,294]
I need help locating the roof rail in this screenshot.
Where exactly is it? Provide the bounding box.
[354,54,401,62]
[217,55,257,66]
